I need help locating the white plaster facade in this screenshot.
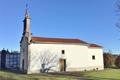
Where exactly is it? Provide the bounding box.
[20,10,104,74]
[26,42,104,74]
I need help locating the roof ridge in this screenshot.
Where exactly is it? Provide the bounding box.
[31,36,88,44]
[31,36,102,48]
[32,36,79,40]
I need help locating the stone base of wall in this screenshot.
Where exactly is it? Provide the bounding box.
[27,69,41,74]
[26,66,104,74]
[66,66,104,72]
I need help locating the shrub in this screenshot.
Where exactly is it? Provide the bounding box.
[115,55,120,68]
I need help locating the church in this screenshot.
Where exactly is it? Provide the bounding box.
[20,9,104,74]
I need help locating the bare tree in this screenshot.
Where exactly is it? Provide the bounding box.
[103,52,114,68]
[39,50,60,73]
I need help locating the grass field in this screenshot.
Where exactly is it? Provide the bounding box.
[0,69,120,80]
[0,70,77,80]
[83,69,120,80]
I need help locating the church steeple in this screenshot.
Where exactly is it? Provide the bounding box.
[25,4,29,18]
[22,4,31,43]
[23,4,30,35]
[20,4,31,73]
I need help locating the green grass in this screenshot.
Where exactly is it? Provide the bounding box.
[0,69,120,80]
[0,70,77,80]
[83,69,120,80]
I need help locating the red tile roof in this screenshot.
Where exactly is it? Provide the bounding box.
[89,44,102,48]
[31,36,88,44]
[31,36,102,48]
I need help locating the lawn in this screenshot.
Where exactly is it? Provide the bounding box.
[0,69,120,80]
[0,70,77,80]
[83,69,120,80]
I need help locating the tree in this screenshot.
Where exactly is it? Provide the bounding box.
[103,52,114,68]
[39,50,60,73]
[115,55,120,68]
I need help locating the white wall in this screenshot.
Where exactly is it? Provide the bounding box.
[27,42,104,73]
[88,47,104,70]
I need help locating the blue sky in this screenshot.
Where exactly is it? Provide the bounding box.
[0,0,119,53]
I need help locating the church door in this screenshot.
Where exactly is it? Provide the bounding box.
[59,59,66,72]
[22,59,24,70]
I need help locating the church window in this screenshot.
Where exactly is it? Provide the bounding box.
[62,50,65,54]
[92,55,95,60]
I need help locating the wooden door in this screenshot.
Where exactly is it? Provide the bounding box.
[59,59,66,72]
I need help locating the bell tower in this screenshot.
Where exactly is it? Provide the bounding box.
[23,8,30,35]
[22,5,31,43]
[20,5,31,73]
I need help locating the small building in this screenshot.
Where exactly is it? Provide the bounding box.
[0,49,20,70]
[6,52,20,70]
[20,9,104,74]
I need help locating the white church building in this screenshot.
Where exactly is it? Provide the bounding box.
[20,9,104,74]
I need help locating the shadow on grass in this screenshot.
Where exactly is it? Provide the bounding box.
[0,76,15,80]
[0,69,24,74]
[48,71,85,78]
[0,70,83,79]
